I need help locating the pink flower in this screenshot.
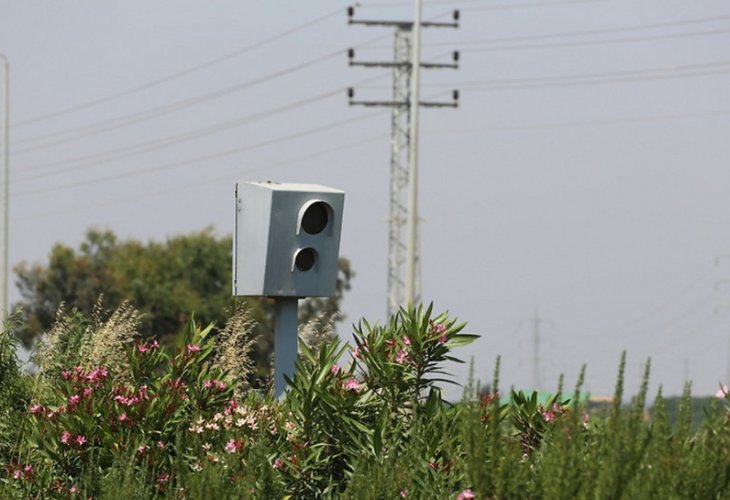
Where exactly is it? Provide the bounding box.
[457,489,475,500]
[216,381,226,390]
[151,340,160,349]
[138,343,149,353]
[395,349,407,364]
[12,470,21,480]
[68,395,80,406]
[542,410,555,423]
[204,380,214,389]
[353,345,362,359]
[157,473,170,484]
[137,445,148,454]
[344,378,361,391]
[61,370,72,380]
[30,404,43,415]
[438,335,448,345]
[272,458,283,469]
[70,485,78,494]
[402,336,411,346]
[60,431,71,444]
[224,439,241,453]
[400,489,409,497]
[186,344,201,353]
[331,364,341,375]
[717,385,729,399]
[23,465,32,473]
[76,435,87,446]
[118,412,129,422]
[433,323,447,335]
[83,388,93,397]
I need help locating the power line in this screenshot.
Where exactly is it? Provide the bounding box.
[429,59,730,90]
[11,110,387,198]
[11,50,344,154]
[462,0,610,12]
[461,27,730,53]
[14,73,390,180]
[428,14,730,46]
[13,133,390,223]
[13,90,343,180]
[12,31,394,152]
[424,108,730,135]
[11,7,343,128]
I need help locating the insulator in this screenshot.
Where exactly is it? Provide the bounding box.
[348,48,355,59]
[347,87,355,99]
[453,10,460,21]
[453,90,459,101]
[453,51,459,62]
[347,6,354,18]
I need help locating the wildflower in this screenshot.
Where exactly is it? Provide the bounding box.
[542,410,555,423]
[457,489,475,500]
[23,465,32,474]
[395,349,407,364]
[12,470,21,480]
[204,380,214,389]
[400,489,409,497]
[157,442,167,450]
[353,345,361,359]
[433,323,447,335]
[402,336,411,346]
[76,435,87,446]
[83,388,93,397]
[68,395,81,406]
[151,340,160,349]
[69,485,78,494]
[717,385,729,399]
[344,378,361,391]
[186,344,201,353]
[61,370,72,380]
[272,458,283,469]
[157,472,170,484]
[60,431,71,445]
[216,381,226,390]
[118,412,129,422]
[438,335,448,345]
[138,343,149,353]
[331,364,341,375]
[137,445,149,454]
[30,404,43,415]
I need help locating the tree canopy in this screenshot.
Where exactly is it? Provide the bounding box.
[13,228,353,380]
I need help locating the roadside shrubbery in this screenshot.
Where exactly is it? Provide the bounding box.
[1,302,730,498]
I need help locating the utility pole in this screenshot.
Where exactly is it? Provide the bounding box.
[0,53,8,318]
[347,5,459,317]
[532,310,542,391]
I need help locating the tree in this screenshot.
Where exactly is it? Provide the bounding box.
[13,227,353,381]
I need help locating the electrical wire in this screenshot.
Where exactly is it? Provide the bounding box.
[15,71,390,179]
[11,110,387,198]
[429,59,730,90]
[12,133,389,223]
[11,50,343,154]
[461,27,730,52]
[11,7,344,128]
[450,14,730,46]
[12,33,392,152]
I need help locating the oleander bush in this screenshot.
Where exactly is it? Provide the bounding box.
[1,302,730,499]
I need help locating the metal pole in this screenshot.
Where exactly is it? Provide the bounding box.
[274,297,298,398]
[405,0,422,307]
[0,54,7,318]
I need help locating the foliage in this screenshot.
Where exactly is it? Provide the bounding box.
[4,303,730,498]
[13,227,354,383]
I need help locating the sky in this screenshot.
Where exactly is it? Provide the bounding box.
[1,0,730,399]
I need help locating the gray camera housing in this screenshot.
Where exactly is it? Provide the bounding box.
[233,182,344,298]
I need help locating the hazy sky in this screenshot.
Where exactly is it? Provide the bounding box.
[1,0,729,398]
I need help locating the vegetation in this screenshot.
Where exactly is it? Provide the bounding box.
[1,301,730,498]
[12,228,353,383]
